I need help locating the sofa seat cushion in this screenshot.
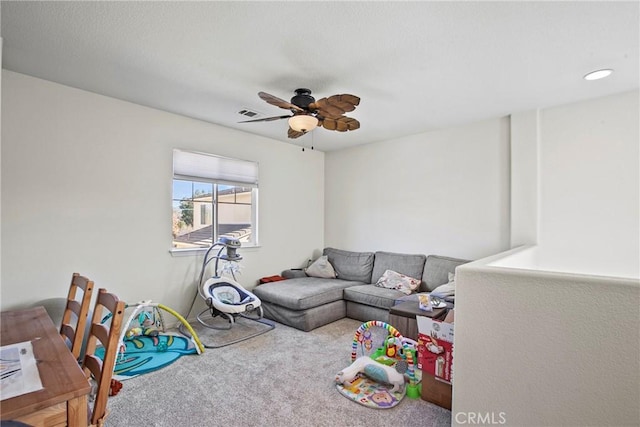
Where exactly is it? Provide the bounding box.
[253,278,363,311]
[261,300,346,332]
[421,255,470,292]
[343,284,406,310]
[346,302,390,324]
[371,251,427,284]
[323,248,375,283]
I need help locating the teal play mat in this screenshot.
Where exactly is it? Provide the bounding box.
[96,334,197,379]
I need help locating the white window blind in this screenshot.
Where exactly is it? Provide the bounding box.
[173,149,258,187]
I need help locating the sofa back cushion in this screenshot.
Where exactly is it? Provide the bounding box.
[421,255,470,292]
[371,251,427,285]
[323,248,375,283]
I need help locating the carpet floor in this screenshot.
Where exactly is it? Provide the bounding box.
[106,317,452,427]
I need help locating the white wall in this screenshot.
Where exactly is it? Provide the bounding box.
[0,71,325,314]
[509,110,539,247]
[453,247,640,427]
[506,91,639,278]
[536,91,639,278]
[325,117,511,260]
[453,90,640,426]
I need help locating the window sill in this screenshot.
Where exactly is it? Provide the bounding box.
[169,245,260,257]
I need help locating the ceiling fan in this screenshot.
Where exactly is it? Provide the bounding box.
[239,88,360,139]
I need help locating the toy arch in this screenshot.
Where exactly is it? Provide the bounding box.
[118,301,205,354]
[351,320,417,388]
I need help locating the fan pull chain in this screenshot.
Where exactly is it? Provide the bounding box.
[302,131,314,151]
[301,130,314,151]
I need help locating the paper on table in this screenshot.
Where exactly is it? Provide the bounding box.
[0,340,43,400]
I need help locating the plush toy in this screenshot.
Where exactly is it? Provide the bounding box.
[335,356,405,392]
[125,327,143,339]
[138,311,159,337]
[124,311,159,339]
[109,379,123,396]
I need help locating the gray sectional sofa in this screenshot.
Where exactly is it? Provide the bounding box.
[253,247,469,331]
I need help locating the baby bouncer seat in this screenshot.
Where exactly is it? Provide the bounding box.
[202,276,262,317]
[182,236,274,348]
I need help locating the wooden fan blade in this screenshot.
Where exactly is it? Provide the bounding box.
[343,116,360,131]
[338,94,361,108]
[259,92,304,112]
[287,127,305,139]
[239,114,291,123]
[321,117,337,131]
[310,98,344,119]
[320,116,360,132]
[309,94,360,119]
[325,94,360,113]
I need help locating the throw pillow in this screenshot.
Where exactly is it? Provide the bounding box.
[305,255,337,279]
[431,273,456,298]
[375,269,421,295]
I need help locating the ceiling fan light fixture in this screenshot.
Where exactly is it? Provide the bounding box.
[288,115,318,132]
[246,89,360,140]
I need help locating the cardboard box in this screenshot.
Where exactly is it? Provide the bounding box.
[417,312,454,384]
[421,372,452,410]
[418,310,454,409]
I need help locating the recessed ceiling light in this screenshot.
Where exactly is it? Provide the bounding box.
[584,69,613,81]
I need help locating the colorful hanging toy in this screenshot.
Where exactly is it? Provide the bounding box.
[335,320,420,409]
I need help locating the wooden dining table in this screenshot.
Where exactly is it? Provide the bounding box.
[1,306,91,427]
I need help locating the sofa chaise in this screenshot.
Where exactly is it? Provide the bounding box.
[253,248,469,331]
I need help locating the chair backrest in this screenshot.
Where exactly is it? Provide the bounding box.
[60,273,94,360]
[82,288,125,427]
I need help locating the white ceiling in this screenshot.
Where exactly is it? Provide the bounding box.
[1,1,638,152]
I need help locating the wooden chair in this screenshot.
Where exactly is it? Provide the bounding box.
[82,288,125,427]
[60,272,94,360]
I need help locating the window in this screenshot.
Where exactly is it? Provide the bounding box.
[172,149,258,250]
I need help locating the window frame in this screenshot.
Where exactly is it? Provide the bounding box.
[171,150,259,254]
